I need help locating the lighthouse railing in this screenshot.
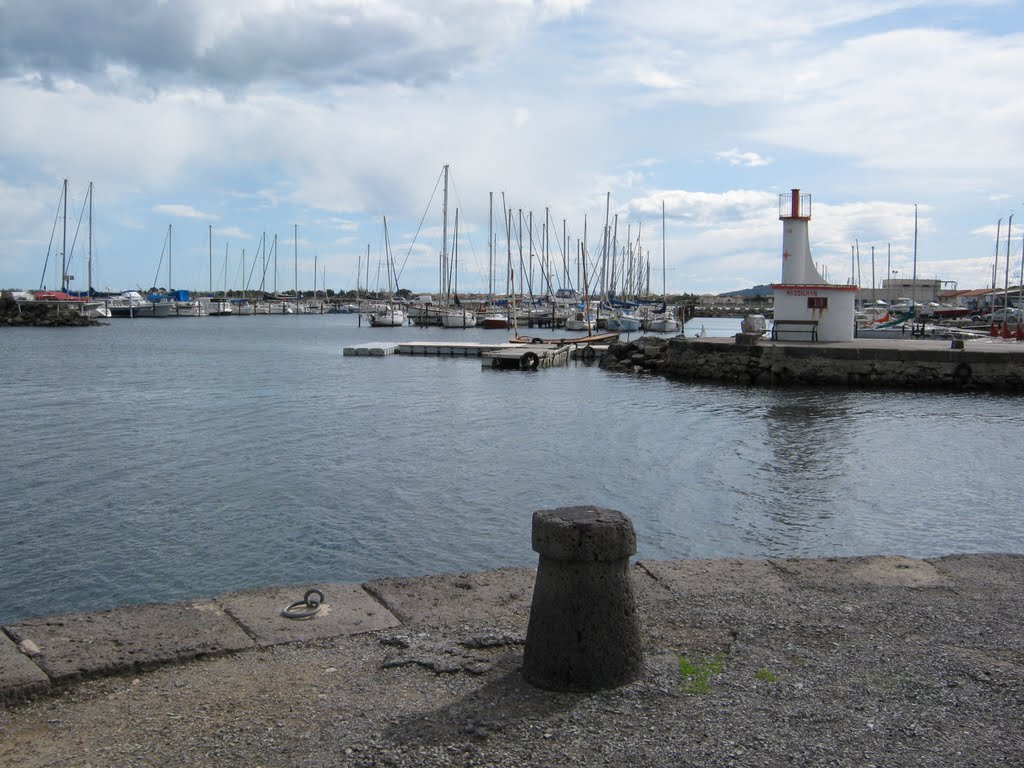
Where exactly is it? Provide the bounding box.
[779,191,812,219]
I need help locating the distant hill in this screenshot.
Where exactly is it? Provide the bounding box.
[720,285,772,298]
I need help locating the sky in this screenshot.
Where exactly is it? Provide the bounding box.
[2,0,1023,298]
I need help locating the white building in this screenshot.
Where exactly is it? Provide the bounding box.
[772,189,857,342]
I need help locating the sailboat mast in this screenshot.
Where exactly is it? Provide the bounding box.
[507,205,517,334]
[661,201,667,302]
[871,246,876,305]
[1005,214,1014,318]
[991,220,1001,315]
[168,224,172,291]
[911,204,918,317]
[453,209,459,298]
[441,164,449,303]
[294,224,298,313]
[61,178,68,292]
[209,224,213,293]
[887,243,892,304]
[563,219,569,291]
[87,182,93,293]
[488,191,494,299]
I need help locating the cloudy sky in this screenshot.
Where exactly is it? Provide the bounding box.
[2,0,1022,297]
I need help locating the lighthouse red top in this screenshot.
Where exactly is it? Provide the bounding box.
[779,189,811,221]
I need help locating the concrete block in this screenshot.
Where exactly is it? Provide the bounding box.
[364,567,535,626]
[0,632,49,704]
[3,600,255,683]
[217,583,400,647]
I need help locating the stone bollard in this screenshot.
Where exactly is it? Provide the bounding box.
[522,506,643,691]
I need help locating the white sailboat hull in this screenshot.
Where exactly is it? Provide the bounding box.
[369,309,407,327]
[440,309,477,328]
[648,315,681,333]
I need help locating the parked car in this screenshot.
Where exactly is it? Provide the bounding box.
[981,308,1022,323]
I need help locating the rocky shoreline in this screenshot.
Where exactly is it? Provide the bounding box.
[0,296,104,327]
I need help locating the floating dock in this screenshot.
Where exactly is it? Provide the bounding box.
[342,342,399,357]
[482,344,573,370]
[343,339,605,369]
[396,341,506,356]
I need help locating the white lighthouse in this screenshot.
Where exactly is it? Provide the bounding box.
[771,189,857,342]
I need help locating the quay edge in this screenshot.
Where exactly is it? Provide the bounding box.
[2,554,1024,767]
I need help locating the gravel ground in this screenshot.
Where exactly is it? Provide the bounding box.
[2,554,1023,767]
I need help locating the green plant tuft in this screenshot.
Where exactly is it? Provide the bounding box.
[756,667,779,683]
[678,654,725,694]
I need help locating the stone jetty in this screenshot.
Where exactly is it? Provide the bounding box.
[601,334,1024,391]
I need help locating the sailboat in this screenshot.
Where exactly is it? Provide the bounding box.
[563,241,596,331]
[77,182,111,318]
[647,201,681,334]
[480,192,509,329]
[440,209,477,328]
[368,216,407,327]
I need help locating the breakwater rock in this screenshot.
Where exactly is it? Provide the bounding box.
[599,336,670,374]
[603,334,1024,392]
[0,296,102,327]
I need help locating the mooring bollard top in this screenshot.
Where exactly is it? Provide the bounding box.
[531,506,637,562]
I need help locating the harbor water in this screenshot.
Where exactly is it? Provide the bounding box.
[2,314,1022,626]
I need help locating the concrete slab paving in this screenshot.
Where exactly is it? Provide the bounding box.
[2,599,255,684]
[634,558,790,653]
[364,567,536,626]
[929,552,1024,590]
[767,554,953,590]
[636,557,786,597]
[216,583,401,646]
[0,632,49,703]
[2,555,1024,766]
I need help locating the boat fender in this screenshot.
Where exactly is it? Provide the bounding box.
[521,351,540,370]
[531,337,544,344]
[581,345,596,362]
[952,362,972,388]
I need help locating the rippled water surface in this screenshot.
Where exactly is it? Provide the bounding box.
[2,314,1022,624]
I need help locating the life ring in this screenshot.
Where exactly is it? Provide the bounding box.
[952,362,972,388]
[520,351,540,370]
[581,345,596,363]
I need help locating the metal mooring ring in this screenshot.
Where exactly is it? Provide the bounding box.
[281,588,325,619]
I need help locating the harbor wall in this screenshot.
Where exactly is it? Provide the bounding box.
[663,337,1024,391]
[601,335,1024,392]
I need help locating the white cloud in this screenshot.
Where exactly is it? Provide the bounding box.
[716,149,771,167]
[154,204,216,220]
[756,28,1024,174]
